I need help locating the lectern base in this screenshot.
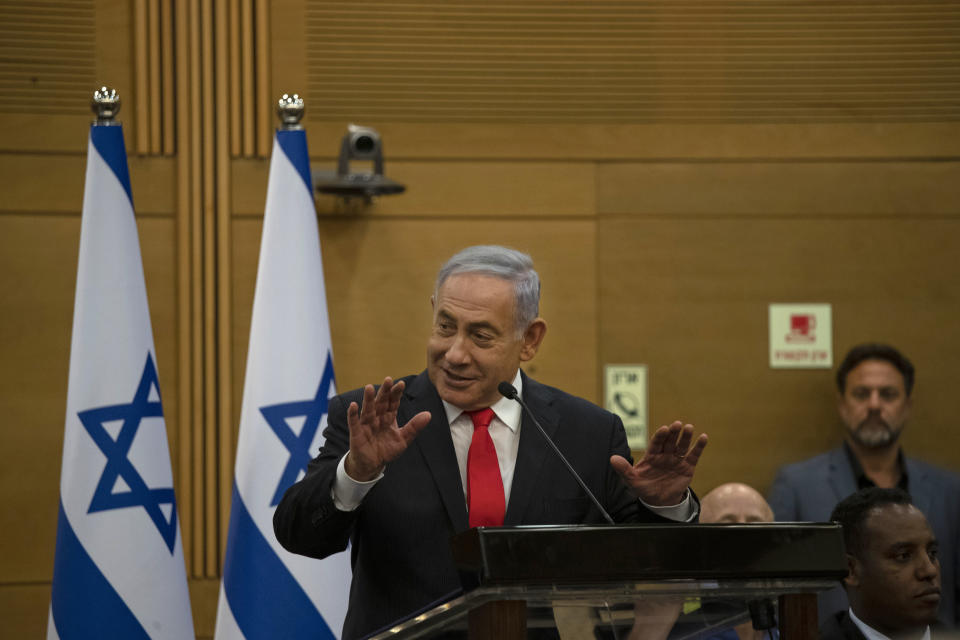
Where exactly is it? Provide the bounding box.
[468,600,526,640]
[779,593,818,639]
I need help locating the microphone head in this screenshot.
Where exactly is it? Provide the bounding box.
[498,381,518,400]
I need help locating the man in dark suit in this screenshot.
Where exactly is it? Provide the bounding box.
[768,343,960,629]
[274,245,708,639]
[820,488,941,640]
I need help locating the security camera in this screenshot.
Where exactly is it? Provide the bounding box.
[314,124,405,202]
[344,125,379,156]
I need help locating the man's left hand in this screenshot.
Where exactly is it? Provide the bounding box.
[610,421,708,507]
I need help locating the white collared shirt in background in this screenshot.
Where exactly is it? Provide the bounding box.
[848,607,931,640]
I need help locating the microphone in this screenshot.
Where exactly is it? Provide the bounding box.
[497,381,615,525]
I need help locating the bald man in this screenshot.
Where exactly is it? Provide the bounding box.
[701,482,774,525]
[700,483,778,640]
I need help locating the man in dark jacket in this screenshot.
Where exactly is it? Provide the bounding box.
[273,245,709,639]
[821,488,941,640]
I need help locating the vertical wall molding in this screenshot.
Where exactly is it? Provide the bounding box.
[133,0,176,155]
[220,0,270,158]
[255,0,271,156]
[161,0,175,154]
[214,0,234,562]
[172,0,249,579]
[173,0,196,579]
[134,0,149,154]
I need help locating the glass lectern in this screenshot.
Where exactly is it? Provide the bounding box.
[366,523,846,640]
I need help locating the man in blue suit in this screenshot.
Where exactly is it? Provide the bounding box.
[768,343,960,629]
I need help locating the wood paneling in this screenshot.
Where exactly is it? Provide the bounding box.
[215,0,235,560]
[2,1,960,638]
[0,154,176,215]
[598,160,960,216]
[303,0,960,124]
[134,0,176,154]
[0,0,133,153]
[299,122,960,161]
[232,157,597,216]
[0,0,96,114]
[255,0,271,156]
[0,584,53,639]
[188,577,220,639]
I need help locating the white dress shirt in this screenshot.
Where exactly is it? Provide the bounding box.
[333,369,695,522]
[848,607,931,640]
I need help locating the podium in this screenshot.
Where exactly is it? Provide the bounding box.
[367,523,846,639]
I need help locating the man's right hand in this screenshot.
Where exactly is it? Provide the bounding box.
[343,377,432,481]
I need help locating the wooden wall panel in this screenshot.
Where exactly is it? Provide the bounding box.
[232,157,596,216]
[598,216,960,496]
[0,155,176,215]
[0,584,51,640]
[599,161,960,217]
[188,577,220,639]
[302,0,960,124]
[0,0,133,153]
[299,121,960,161]
[318,161,597,218]
[1,1,959,638]
[0,0,96,114]
[0,216,77,584]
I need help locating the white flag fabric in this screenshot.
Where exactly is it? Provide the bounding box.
[214,128,350,639]
[48,123,195,639]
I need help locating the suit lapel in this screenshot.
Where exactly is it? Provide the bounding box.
[504,373,559,526]
[828,446,858,503]
[401,371,469,531]
[840,612,869,640]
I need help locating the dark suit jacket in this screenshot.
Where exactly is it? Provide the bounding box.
[768,446,960,629]
[274,370,682,639]
[819,611,868,640]
[820,610,944,640]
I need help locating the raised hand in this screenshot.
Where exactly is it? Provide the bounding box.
[343,377,432,481]
[610,421,708,506]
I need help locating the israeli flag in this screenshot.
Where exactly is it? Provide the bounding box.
[214,128,350,639]
[48,123,194,639]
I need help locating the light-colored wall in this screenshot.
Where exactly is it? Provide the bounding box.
[1,1,958,637]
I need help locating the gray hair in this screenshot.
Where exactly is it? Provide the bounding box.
[435,245,540,336]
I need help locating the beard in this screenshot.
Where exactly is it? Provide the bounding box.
[850,415,902,448]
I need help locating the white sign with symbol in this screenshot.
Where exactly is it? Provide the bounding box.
[604,364,648,450]
[769,303,833,369]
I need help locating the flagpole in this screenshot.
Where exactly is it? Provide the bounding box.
[48,87,195,640]
[214,94,350,640]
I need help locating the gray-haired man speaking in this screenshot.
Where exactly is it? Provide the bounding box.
[274,245,708,639]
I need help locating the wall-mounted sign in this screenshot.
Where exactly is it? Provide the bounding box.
[604,364,647,450]
[769,303,833,368]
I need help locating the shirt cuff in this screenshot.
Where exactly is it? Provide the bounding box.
[331,453,384,511]
[638,489,698,522]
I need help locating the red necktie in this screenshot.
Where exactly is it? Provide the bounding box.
[466,408,505,527]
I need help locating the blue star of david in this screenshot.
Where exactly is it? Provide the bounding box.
[78,352,177,554]
[262,351,336,506]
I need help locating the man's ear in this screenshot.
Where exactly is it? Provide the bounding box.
[844,553,861,589]
[519,318,547,362]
